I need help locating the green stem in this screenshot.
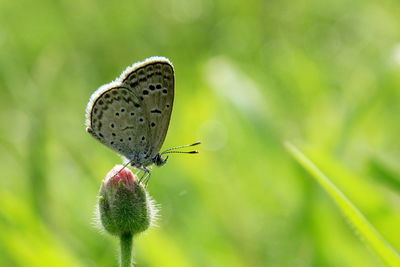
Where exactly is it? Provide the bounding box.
[120,232,133,267]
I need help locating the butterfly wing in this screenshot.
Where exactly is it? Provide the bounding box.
[120,57,174,160]
[85,84,152,161]
[85,57,174,166]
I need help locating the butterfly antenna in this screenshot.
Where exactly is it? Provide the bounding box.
[162,150,199,155]
[161,142,201,155]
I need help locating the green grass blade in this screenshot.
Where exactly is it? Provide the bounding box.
[284,142,400,267]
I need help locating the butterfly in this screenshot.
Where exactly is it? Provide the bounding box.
[85,57,199,183]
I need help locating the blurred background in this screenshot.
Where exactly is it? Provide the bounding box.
[0,0,399,266]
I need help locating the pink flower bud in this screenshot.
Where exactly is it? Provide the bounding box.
[97,165,155,236]
[104,167,136,190]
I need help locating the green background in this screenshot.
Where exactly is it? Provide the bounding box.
[1,0,399,266]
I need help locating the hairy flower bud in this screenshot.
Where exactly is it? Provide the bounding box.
[97,165,155,236]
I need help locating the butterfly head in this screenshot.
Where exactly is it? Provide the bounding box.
[152,154,169,167]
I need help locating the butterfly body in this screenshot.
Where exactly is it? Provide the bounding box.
[86,57,174,169]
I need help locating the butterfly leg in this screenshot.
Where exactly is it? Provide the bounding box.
[136,169,145,181]
[137,167,151,186]
[143,169,152,187]
[138,170,146,183]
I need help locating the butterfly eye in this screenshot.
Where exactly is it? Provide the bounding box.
[151,122,156,127]
[110,123,115,128]
[149,85,155,90]
[156,84,162,89]
[143,90,149,95]
[162,89,168,95]
[120,108,125,112]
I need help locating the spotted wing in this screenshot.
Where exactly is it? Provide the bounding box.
[120,57,174,159]
[85,85,151,161]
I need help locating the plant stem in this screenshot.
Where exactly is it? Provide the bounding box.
[120,232,133,267]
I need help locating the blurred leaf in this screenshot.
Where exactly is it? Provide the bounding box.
[368,158,400,192]
[285,142,400,267]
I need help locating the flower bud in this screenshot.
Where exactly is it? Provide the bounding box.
[97,165,155,236]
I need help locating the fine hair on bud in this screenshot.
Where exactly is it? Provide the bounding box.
[96,165,158,236]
